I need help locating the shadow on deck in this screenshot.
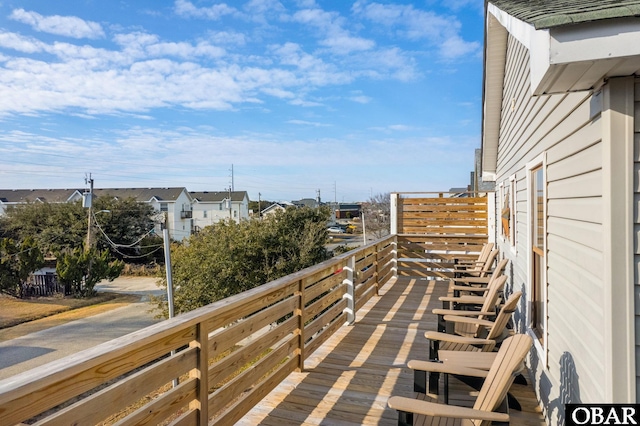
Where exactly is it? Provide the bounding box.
[239,276,546,425]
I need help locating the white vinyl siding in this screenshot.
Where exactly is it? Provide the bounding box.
[635,78,640,401]
[495,33,606,414]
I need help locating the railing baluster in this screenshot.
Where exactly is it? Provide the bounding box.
[296,278,305,372]
[343,255,355,325]
[193,321,209,424]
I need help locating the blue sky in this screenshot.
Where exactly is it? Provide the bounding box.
[0,0,484,202]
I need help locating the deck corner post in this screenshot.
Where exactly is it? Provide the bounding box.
[296,279,305,372]
[343,256,356,325]
[390,193,399,235]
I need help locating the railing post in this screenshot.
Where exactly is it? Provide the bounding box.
[192,322,209,424]
[296,279,305,372]
[343,256,356,325]
[390,193,398,235]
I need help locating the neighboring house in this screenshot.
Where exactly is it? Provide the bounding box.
[292,198,320,208]
[190,191,250,230]
[0,189,83,215]
[261,202,291,217]
[482,0,640,420]
[335,203,361,219]
[93,188,193,242]
[0,187,194,242]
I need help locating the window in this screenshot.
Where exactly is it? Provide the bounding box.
[160,203,168,212]
[203,210,207,218]
[509,176,516,248]
[500,182,511,240]
[527,153,547,355]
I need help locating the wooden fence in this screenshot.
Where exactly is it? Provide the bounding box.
[393,192,490,279]
[0,236,397,426]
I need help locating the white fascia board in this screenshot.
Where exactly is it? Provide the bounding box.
[487,3,550,96]
[482,171,497,182]
[550,17,640,64]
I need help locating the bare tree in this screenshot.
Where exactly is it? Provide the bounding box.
[361,192,391,240]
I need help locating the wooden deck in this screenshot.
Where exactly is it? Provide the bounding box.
[238,276,546,425]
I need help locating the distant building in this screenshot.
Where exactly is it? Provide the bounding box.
[190,191,250,231]
[335,203,361,219]
[261,202,292,217]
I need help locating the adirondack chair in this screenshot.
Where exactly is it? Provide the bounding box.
[387,334,533,426]
[449,258,509,294]
[452,242,494,267]
[433,274,508,335]
[451,249,499,279]
[424,292,522,393]
[444,258,509,306]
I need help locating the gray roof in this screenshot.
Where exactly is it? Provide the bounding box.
[0,187,189,203]
[0,189,81,203]
[490,0,640,29]
[190,191,248,203]
[93,188,189,202]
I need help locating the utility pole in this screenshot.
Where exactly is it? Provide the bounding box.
[258,192,262,219]
[161,212,177,387]
[162,213,175,320]
[228,186,232,221]
[84,174,94,252]
[231,164,234,192]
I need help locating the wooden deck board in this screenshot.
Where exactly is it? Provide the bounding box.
[237,276,546,426]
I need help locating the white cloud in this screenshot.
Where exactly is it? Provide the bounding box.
[352,1,480,60]
[292,7,375,55]
[349,95,371,104]
[286,119,330,127]
[174,0,239,20]
[9,9,105,39]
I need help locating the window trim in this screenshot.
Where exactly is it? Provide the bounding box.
[526,152,547,365]
[508,175,516,250]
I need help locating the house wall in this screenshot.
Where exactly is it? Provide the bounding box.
[635,78,640,400]
[494,34,610,419]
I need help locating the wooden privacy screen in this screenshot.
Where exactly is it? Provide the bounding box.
[395,193,490,279]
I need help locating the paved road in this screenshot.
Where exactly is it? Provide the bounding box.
[0,277,164,381]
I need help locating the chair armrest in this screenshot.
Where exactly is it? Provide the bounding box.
[387,396,510,422]
[449,285,489,293]
[424,330,495,346]
[453,276,491,284]
[442,315,495,328]
[432,308,496,317]
[439,295,486,304]
[407,359,489,378]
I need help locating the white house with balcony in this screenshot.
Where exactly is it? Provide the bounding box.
[190,191,249,231]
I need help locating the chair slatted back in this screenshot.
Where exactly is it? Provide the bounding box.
[475,242,494,266]
[455,274,509,338]
[471,334,533,426]
[477,249,499,277]
[485,291,522,341]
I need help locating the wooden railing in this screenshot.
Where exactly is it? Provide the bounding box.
[0,236,397,426]
[392,192,490,279]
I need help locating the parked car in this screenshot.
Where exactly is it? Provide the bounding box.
[327,226,346,234]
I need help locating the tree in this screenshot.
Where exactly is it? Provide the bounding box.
[361,192,391,240]
[0,202,86,254]
[0,237,45,296]
[90,196,162,263]
[154,206,331,317]
[56,247,124,297]
[0,197,162,264]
